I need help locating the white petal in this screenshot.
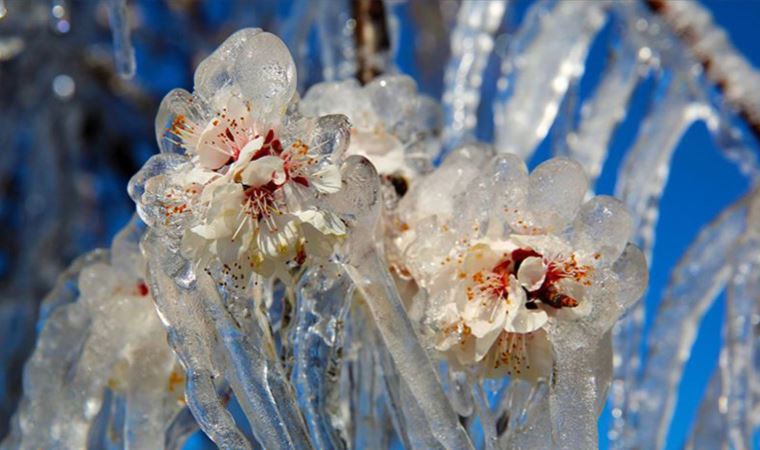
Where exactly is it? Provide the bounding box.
[292,209,346,236]
[175,167,217,187]
[241,156,285,187]
[215,224,250,264]
[465,301,508,339]
[310,164,342,193]
[255,214,300,258]
[191,220,231,240]
[506,276,527,310]
[517,256,546,292]
[301,221,336,259]
[238,135,265,163]
[197,120,232,169]
[462,243,506,274]
[474,327,502,361]
[506,308,548,333]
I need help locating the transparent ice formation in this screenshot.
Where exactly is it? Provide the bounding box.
[3,217,187,449]
[3,1,760,449]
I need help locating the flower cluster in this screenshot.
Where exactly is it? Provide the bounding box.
[128,27,646,384]
[394,148,643,379]
[130,29,351,284]
[300,76,441,198]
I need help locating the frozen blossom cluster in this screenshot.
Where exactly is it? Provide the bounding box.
[4,0,760,449]
[396,150,645,383]
[3,27,646,450]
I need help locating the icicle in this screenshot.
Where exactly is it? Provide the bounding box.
[493,0,606,160]
[611,72,708,449]
[564,31,642,190]
[720,195,760,450]
[472,382,498,450]
[441,0,507,152]
[685,369,728,450]
[144,237,251,449]
[280,0,319,90]
[635,193,752,450]
[336,156,473,449]
[375,342,441,449]
[316,0,356,82]
[342,248,474,450]
[106,0,136,79]
[293,265,353,450]
[496,378,548,447]
[194,270,313,449]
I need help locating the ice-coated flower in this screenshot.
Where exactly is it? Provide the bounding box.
[300,75,441,192]
[395,148,646,380]
[130,29,352,285]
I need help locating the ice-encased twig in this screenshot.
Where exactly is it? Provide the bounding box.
[143,235,251,450]
[612,72,708,448]
[4,218,183,450]
[615,73,707,260]
[332,155,473,449]
[316,0,356,82]
[549,337,601,450]
[343,249,474,450]
[195,271,313,449]
[375,338,441,450]
[493,0,606,160]
[684,369,727,450]
[720,197,760,450]
[441,0,507,152]
[635,193,752,450]
[563,23,643,190]
[147,232,314,450]
[106,0,136,79]
[293,265,353,450]
[648,0,760,139]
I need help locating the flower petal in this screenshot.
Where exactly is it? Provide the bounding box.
[310,164,342,193]
[255,214,300,258]
[241,156,285,187]
[517,256,546,292]
[238,135,265,164]
[292,209,346,236]
[197,119,233,170]
[506,308,548,334]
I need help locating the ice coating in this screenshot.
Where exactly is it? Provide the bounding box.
[300,75,442,181]
[395,147,646,394]
[3,217,186,450]
[493,1,606,160]
[7,0,760,445]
